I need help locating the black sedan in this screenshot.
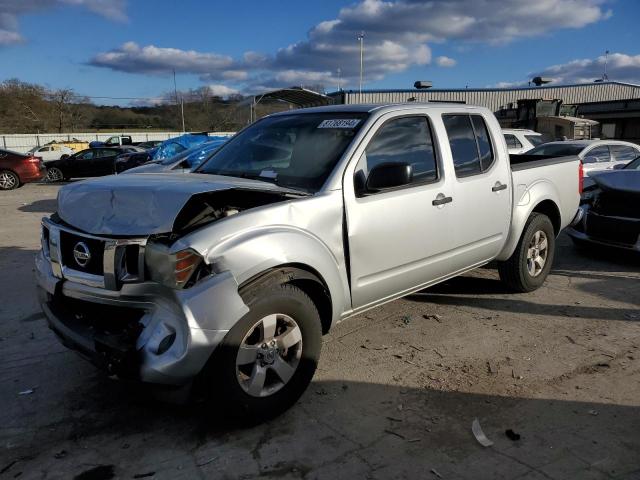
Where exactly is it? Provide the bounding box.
[45,146,143,182]
[113,147,157,173]
[568,155,640,252]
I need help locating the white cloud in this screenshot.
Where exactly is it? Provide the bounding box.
[0,0,127,46]
[495,52,640,87]
[531,53,640,84]
[206,84,239,98]
[88,0,611,92]
[90,42,234,75]
[436,56,457,68]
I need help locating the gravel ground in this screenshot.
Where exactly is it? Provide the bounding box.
[1,183,639,480]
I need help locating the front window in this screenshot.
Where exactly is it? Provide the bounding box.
[527,143,585,156]
[197,113,367,192]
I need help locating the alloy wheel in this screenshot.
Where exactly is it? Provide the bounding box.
[235,313,303,398]
[0,171,17,189]
[526,230,548,277]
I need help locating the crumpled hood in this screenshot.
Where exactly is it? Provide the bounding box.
[591,170,640,196]
[57,173,295,236]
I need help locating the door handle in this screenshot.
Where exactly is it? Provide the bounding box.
[492,182,508,192]
[432,194,453,206]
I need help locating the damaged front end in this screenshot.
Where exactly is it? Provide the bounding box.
[568,171,640,251]
[36,174,302,385]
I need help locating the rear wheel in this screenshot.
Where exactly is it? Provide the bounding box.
[0,170,20,190]
[498,213,555,292]
[202,283,322,423]
[45,167,64,182]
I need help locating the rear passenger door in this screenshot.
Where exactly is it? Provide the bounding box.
[442,113,512,271]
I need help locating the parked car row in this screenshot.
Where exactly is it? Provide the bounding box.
[44,146,144,182]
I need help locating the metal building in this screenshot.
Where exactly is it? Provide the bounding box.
[326,81,640,112]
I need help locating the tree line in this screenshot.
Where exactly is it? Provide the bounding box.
[0,79,290,134]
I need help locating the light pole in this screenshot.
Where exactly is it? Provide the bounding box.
[603,50,609,81]
[357,32,365,94]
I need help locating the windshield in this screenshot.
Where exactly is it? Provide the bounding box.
[527,143,585,156]
[525,135,544,147]
[625,155,640,170]
[197,113,367,192]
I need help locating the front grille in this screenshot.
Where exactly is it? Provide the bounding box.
[586,212,640,246]
[43,217,147,290]
[60,230,105,275]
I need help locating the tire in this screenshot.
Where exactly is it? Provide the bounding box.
[0,170,20,190]
[45,167,64,182]
[498,213,555,293]
[202,283,322,423]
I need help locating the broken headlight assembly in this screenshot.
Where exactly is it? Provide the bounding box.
[145,245,212,289]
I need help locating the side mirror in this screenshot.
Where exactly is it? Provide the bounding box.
[365,162,413,192]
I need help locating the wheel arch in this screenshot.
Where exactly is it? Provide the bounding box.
[497,179,563,262]
[238,264,333,335]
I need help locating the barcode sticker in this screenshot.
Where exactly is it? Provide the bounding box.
[318,119,361,129]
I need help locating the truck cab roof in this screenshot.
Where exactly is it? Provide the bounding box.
[270,102,491,117]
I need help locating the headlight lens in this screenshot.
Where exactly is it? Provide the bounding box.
[174,250,201,287]
[145,245,203,289]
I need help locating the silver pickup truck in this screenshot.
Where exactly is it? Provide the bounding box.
[36,103,581,421]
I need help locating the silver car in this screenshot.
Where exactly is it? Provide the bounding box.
[527,139,640,176]
[36,103,580,421]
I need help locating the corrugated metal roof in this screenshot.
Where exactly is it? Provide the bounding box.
[328,82,640,112]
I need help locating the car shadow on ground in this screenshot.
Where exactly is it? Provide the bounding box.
[2,377,639,479]
[17,198,57,213]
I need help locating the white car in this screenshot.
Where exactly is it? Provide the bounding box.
[502,129,545,154]
[27,145,75,162]
[527,139,640,176]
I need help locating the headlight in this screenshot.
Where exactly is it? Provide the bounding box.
[145,245,204,289]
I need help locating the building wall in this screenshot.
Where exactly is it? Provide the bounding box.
[336,82,640,112]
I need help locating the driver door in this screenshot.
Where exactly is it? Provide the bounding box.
[344,114,455,309]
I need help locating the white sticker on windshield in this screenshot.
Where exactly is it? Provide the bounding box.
[259,169,278,179]
[318,119,361,129]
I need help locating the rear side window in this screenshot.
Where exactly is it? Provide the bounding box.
[443,114,495,177]
[361,116,438,186]
[504,134,522,149]
[585,145,611,163]
[610,145,640,162]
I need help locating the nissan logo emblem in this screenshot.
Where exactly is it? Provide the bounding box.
[73,242,91,267]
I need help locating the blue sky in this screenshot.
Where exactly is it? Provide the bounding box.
[1,0,639,105]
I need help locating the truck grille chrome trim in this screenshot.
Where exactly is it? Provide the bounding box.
[42,217,147,290]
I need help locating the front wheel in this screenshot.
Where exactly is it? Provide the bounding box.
[0,170,20,190]
[498,213,555,292]
[202,283,322,423]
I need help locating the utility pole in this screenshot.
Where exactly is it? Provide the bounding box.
[357,32,365,94]
[173,69,186,132]
[603,50,610,81]
[337,67,342,91]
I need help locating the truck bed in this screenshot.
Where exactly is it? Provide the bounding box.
[509,154,579,171]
